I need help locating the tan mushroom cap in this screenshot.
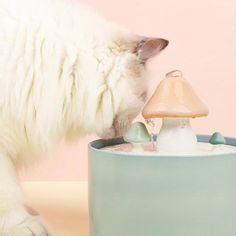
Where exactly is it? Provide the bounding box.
[142,70,209,119]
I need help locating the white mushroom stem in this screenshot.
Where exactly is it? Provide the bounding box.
[131,143,144,152]
[157,118,197,153]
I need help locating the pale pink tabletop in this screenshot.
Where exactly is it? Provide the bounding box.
[22,182,89,236]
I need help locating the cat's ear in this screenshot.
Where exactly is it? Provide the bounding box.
[135,37,169,62]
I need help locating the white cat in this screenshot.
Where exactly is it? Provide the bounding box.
[0,0,168,235]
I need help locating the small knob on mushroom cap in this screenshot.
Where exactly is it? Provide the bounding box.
[166,70,183,78]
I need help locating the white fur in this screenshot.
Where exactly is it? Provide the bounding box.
[0,0,147,162]
[0,0,148,234]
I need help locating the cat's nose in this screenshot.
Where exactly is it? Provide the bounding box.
[99,126,116,139]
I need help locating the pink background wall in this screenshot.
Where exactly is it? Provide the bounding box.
[20,0,236,181]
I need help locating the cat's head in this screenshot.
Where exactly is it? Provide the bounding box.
[81,36,168,138]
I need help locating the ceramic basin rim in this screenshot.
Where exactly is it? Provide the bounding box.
[88,134,236,159]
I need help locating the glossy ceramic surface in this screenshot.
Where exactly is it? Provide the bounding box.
[142,70,209,119]
[88,135,236,236]
[123,122,150,143]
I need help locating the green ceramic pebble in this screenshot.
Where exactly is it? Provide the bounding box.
[124,122,151,143]
[209,132,226,145]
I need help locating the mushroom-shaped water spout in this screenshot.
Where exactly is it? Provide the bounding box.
[124,122,151,152]
[142,70,209,153]
[209,132,226,145]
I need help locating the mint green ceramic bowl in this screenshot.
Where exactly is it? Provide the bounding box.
[88,135,236,236]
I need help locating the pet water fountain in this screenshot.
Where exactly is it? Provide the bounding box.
[88,70,236,236]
